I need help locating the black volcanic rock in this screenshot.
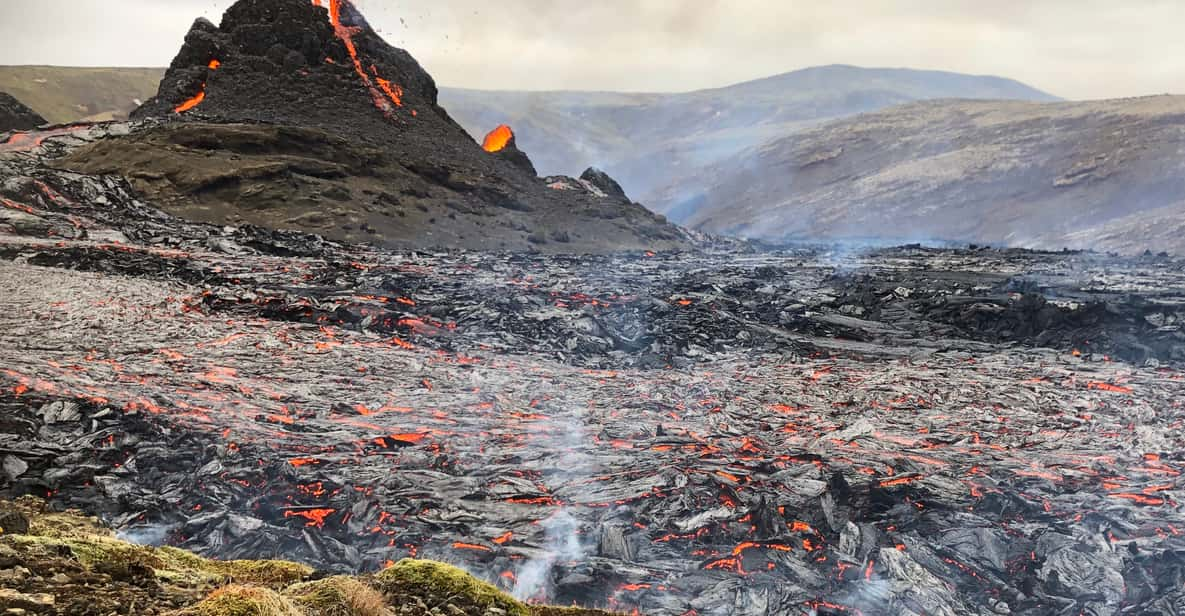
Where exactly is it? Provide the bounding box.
[0,92,46,133]
[87,0,689,253]
[133,0,444,137]
[581,167,628,200]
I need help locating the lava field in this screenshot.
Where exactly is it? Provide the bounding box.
[4,118,1185,615]
[3,0,1185,612]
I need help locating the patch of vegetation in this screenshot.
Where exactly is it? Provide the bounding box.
[177,585,302,616]
[285,576,387,616]
[374,559,529,616]
[156,546,313,588]
[0,499,618,616]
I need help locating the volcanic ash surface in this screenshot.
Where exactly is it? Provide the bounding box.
[1,228,1184,614]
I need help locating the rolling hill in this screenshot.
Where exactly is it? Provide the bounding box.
[0,66,163,123]
[672,95,1185,254]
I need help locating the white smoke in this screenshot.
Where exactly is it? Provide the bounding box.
[511,399,593,601]
[511,509,586,601]
[116,523,172,546]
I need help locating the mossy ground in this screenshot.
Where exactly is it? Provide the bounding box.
[0,499,620,616]
[530,609,621,616]
[374,559,530,616]
[285,576,387,616]
[177,585,302,616]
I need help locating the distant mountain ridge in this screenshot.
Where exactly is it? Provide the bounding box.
[437,65,1058,201]
[674,95,1185,255]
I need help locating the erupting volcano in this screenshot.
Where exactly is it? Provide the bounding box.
[134,0,425,128]
[87,0,685,252]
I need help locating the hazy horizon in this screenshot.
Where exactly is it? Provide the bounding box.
[1,0,1183,101]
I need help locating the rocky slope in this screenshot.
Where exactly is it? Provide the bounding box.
[673,95,1185,254]
[0,92,46,133]
[51,0,685,253]
[439,65,1057,204]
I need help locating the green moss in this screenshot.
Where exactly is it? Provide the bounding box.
[157,545,213,570]
[4,527,307,589]
[530,608,620,616]
[4,498,110,539]
[178,585,302,616]
[4,534,74,559]
[29,512,110,538]
[374,559,529,616]
[285,576,386,616]
[155,546,312,588]
[67,535,160,565]
[0,500,619,616]
[5,532,160,579]
[218,559,314,587]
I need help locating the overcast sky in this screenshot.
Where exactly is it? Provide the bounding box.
[1,0,1182,100]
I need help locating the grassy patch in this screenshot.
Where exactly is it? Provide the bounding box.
[374,559,529,616]
[285,576,387,616]
[177,585,303,616]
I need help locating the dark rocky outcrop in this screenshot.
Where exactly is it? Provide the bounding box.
[580,168,627,200]
[0,92,46,133]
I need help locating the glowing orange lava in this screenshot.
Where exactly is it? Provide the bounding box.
[373,69,403,106]
[174,58,221,113]
[482,125,514,153]
[312,0,404,113]
[878,475,921,488]
[1087,381,1133,394]
[174,91,206,114]
[703,542,797,576]
[387,432,428,445]
[284,508,336,528]
[1110,493,1167,506]
[452,542,492,552]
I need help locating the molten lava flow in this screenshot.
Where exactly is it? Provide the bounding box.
[878,475,922,488]
[1,125,93,152]
[704,542,796,575]
[1087,381,1134,394]
[312,0,404,113]
[174,59,221,114]
[174,91,205,114]
[284,508,336,528]
[482,125,514,153]
[452,542,492,552]
[372,67,403,106]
